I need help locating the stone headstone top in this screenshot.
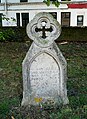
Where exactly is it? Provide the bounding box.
[27,12,61,48]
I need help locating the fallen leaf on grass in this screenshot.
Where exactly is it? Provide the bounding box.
[11,116,15,119]
[59,42,68,45]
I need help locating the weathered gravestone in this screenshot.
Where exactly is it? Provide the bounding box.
[21,12,69,106]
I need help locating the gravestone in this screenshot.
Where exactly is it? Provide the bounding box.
[21,12,69,106]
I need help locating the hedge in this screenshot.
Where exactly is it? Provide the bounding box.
[58,27,87,42]
[0,27,87,42]
[0,27,28,42]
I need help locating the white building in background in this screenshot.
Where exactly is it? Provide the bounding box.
[0,0,87,27]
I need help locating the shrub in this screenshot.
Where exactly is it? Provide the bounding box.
[0,31,5,41]
[0,27,87,42]
[0,27,28,42]
[0,28,15,42]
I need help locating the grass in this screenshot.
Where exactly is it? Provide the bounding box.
[0,42,87,119]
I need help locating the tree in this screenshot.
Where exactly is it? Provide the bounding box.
[43,0,60,7]
[43,0,69,7]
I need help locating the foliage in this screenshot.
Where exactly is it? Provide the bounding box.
[43,0,60,7]
[58,27,87,42]
[0,14,16,42]
[0,28,15,41]
[2,14,16,22]
[43,0,70,7]
[43,0,51,6]
[0,32,5,41]
[52,0,60,7]
[0,27,28,42]
[0,42,87,118]
[0,27,87,42]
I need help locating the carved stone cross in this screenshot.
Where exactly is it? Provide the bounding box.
[27,12,61,47]
[35,22,53,39]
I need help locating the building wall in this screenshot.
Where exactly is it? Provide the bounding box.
[7,0,20,3]
[0,0,87,27]
[72,0,87,1]
[1,0,43,3]
[1,0,87,3]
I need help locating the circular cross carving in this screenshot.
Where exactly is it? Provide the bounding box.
[27,12,61,48]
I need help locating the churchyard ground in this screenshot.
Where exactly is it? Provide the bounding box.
[0,42,87,119]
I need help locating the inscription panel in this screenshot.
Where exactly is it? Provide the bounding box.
[30,53,60,99]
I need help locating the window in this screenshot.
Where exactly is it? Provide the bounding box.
[0,13,2,26]
[16,13,20,27]
[49,12,57,20]
[62,12,70,19]
[61,12,70,27]
[77,15,83,26]
[22,13,29,27]
[20,0,28,2]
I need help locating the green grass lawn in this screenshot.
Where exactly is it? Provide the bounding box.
[0,42,87,119]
